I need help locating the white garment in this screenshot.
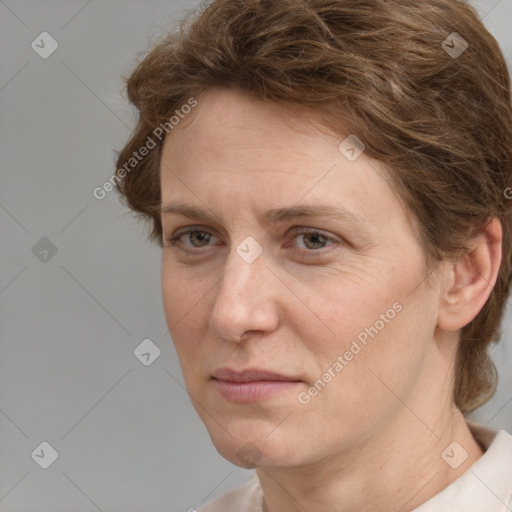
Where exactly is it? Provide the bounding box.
[197,421,512,511]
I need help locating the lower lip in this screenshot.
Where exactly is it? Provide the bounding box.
[211,379,301,402]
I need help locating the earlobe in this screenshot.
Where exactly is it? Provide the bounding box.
[437,218,502,332]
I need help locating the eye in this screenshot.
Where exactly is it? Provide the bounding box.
[165,226,343,257]
[287,228,342,259]
[166,228,219,251]
[291,228,338,251]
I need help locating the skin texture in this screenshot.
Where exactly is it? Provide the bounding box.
[159,87,502,512]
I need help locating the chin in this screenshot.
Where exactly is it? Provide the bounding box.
[205,420,310,469]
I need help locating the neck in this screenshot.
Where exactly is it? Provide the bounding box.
[257,406,483,512]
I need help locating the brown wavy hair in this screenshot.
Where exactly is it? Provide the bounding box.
[114,0,512,414]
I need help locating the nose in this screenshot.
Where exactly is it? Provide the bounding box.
[208,245,281,343]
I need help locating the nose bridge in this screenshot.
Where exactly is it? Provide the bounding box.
[208,238,279,339]
[216,240,270,309]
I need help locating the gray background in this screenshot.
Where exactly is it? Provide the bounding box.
[1,1,511,511]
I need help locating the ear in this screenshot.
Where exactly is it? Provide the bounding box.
[437,218,503,332]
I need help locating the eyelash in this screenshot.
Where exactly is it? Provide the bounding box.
[165,227,342,258]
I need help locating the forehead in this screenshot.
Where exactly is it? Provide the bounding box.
[161,87,360,186]
[164,90,337,169]
[159,88,419,240]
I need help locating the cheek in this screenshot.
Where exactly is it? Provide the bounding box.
[315,290,433,420]
[161,260,205,364]
[161,256,205,327]
[289,261,399,348]
[292,255,428,386]
[294,308,426,448]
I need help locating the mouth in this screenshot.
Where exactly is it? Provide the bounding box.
[210,367,303,402]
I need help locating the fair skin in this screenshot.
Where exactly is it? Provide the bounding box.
[159,87,502,512]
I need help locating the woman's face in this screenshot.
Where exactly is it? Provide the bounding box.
[160,87,446,468]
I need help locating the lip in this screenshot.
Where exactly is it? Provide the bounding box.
[211,367,302,402]
[212,367,300,382]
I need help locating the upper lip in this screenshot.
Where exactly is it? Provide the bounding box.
[211,367,301,382]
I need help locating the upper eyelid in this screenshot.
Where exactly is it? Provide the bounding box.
[168,225,337,237]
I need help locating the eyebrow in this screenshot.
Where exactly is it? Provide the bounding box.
[160,202,373,233]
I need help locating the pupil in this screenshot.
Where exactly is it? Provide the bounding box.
[193,232,208,246]
[308,233,324,248]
